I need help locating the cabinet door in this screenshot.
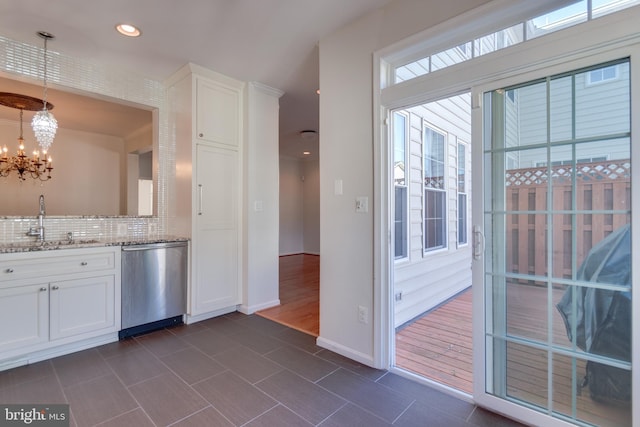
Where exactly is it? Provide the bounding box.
[196,77,240,147]
[49,275,115,341]
[0,284,49,352]
[192,144,239,315]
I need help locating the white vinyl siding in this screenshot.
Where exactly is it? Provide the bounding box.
[408,113,425,261]
[393,93,472,327]
[512,61,630,168]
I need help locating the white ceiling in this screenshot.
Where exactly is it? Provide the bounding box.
[0,0,394,159]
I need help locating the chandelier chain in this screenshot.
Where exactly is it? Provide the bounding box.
[31,31,57,153]
[19,109,24,139]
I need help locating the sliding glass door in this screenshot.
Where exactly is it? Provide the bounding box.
[480,59,632,426]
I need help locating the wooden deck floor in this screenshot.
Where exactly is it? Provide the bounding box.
[395,289,474,393]
[395,285,631,427]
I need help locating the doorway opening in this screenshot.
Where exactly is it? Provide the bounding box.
[258,254,319,336]
[260,154,320,337]
[391,93,473,394]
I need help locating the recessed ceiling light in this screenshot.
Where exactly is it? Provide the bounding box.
[300,130,317,140]
[303,151,311,155]
[115,23,141,37]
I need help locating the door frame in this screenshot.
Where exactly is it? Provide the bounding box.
[470,45,639,427]
[374,6,640,426]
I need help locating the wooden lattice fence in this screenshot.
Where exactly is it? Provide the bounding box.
[505,160,631,279]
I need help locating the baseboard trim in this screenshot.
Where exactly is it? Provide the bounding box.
[0,333,119,372]
[185,306,238,324]
[316,336,376,368]
[279,252,320,257]
[238,299,280,315]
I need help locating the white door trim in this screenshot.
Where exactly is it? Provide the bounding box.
[374,5,640,426]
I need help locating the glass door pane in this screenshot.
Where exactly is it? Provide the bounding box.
[483,59,632,426]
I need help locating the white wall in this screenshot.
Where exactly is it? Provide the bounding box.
[0,119,125,216]
[318,0,490,365]
[302,158,320,254]
[279,156,304,255]
[279,156,320,256]
[243,82,283,313]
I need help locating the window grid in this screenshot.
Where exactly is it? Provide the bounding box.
[586,64,619,85]
[484,59,632,424]
[393,0,640,84]
[423,125,447,252]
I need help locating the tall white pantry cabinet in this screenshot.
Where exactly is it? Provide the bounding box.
[168,63,244,320]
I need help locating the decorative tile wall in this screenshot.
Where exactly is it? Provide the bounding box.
[0,35,174,244]
[0,216,160,244]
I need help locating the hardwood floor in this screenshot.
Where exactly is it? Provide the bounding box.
[257,254,320,336]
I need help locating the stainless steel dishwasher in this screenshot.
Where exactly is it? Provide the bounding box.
[120,241,188,338]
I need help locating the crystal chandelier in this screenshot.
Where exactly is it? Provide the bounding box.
[31,31,57,152]
[0,93,53,181]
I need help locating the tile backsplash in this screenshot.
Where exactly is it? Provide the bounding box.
[0,216,160,244]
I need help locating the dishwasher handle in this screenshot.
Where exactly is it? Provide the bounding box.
[121,241,188,251]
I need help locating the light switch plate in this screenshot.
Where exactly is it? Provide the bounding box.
[355,196,368,213]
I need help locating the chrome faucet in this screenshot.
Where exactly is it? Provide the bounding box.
[26,194,46,242]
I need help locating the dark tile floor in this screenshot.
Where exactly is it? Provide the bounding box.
[0,312,525,426]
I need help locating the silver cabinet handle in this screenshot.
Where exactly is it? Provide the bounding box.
[40,287,47,292]
[199,133,204,138]
[198,184,203,216]
[51,285,59,290]
[5,268,14,273]
[81,261,88,266]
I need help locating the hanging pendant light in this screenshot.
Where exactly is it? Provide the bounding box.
[31,31,57,152]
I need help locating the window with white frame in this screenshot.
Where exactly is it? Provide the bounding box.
[457,141,468,246]
[392,0,640,85]
[393,111,408,259]
[587,64,619,85]
[423,125,447,252]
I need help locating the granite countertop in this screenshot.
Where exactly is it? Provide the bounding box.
[0,236,189,253]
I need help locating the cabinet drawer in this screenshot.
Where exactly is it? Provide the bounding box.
[0,249,116,283]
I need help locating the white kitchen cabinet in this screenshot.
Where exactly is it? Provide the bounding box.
[168,63,244,320]
[0,283,49,353]
[49,275,116,341]
[193,144,239,313]
[0,246,121,369]
[196,77,240,147]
